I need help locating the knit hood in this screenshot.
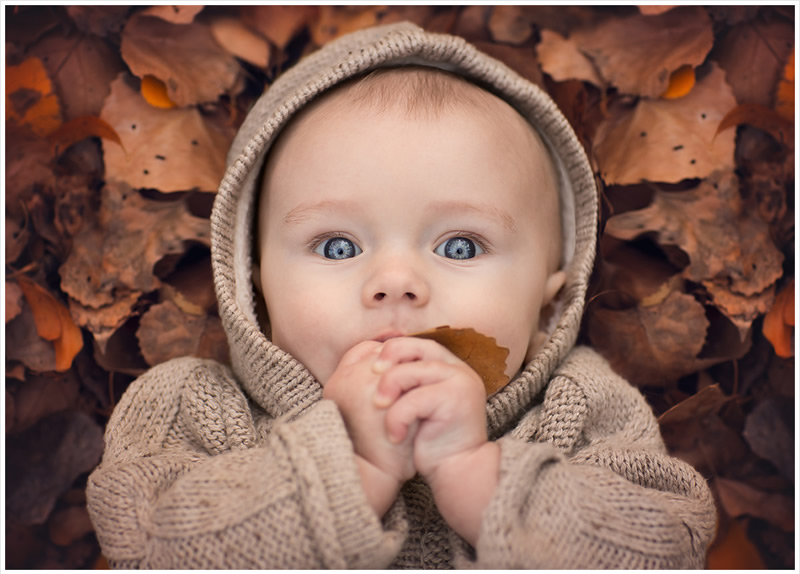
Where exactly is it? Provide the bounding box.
[210,22,598,437]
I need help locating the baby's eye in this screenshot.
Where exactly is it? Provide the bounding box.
[314,237,362,260]
[434,236,484,260]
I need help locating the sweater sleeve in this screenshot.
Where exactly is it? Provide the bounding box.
[465,347,717,569]
[86,357,405,569]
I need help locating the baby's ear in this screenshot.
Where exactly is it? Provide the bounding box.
[542,270,567,307]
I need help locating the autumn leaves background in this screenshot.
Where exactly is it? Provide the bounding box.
[4,5,796,569]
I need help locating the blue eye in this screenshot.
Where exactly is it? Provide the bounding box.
[435,237,484,260]
[315,237,362,259]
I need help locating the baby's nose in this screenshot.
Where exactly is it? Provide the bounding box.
[362,261,430,308]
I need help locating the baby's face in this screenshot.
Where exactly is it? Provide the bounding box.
[256,94,564,385]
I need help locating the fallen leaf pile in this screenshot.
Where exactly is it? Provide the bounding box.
[4,5,795,569]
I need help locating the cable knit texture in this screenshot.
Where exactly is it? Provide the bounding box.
[86,22,716,568]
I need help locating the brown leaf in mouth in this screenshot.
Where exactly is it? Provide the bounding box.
[410,326,510,396]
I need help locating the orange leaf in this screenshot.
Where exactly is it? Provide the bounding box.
[411,326,510,396]
[775,48,794,121]
[16,276,83,371]
[763,279,794,358]
[140,74,176,109]
[707,519,765,569]
[661,64,695,99]
[716,102,794,145]
[5,56,62,135]
[46,115,124,156]
[17,276,63,341]
[53,301,85,372]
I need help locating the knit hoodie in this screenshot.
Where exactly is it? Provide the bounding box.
[87,22,716,569]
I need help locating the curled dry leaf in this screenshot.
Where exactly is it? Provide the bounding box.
[762,279,794,358]
[712,17,794,108]
[137,300,229,367]
[488,5,533,45]
[593,63,736,185]
[605,171,784,335]
[47,115,123,157]
[588,290,712,386]
[28,32,125,121]
[121,13,241,107]
[210,17,271,69]
[140,75,177,109]
[716,103,794,148]
[101,74,233,193]
[242,5,318,50]
[140,5,204,25]
[571,6,713,97]
[5,56,62,135]
[661,64,695,100]
[774,49,794,121]
[59,182,210,350]
[411,326,510,396]
[536,29,602,86]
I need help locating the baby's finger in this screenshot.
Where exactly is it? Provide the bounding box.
[339,340,382,367]
[374,336,459,372]
[374,360,458,407]
[383,383,442,444]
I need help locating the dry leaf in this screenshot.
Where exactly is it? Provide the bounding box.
[5,122,55,218]
[762,279,794,358]
[28,32,125,121]
[707,519,766,569]
[774,48,794,121]
[5,56,62,135]
[140,75,177,109]
[6,280,24,323]
[593,63,736,184]
[588,290,712,386]
[60,182,210,349]
[661,64,695,99]
[6,410,103,525]
[47,115,123,157]
[10,371,80,434]
[121,13,241,106]
[472,41,544,88]
[715,477,794,532]
[65,5,129,37]
[712,17,794,108]
[638,6,678,16]
[605,171,784,298]
[657,383,728,426]
[716,103,794,147]
[571,6,713,97]
[101,74,233,193]
[137,300,229,366]
[488,5,532,45]
[17,276,84,371]
[703,279,775,340]
[536,29,603,86]
[141,5,204,24]
[48,505,95,547]
[5,300,58,372]
[242,5,318,50]
[743,398,794,481]
[310,5,382,46]
[210,17,271,69]
[410,326,510,396]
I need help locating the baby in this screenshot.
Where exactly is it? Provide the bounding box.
[87,22,716,568]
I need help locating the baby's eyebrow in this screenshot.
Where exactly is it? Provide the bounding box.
[429,200,518,232]
[282,199,360,225]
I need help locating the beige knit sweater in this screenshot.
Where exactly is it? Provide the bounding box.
[87,22,716,568]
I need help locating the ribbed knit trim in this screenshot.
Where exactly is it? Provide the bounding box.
[210,22,598,433]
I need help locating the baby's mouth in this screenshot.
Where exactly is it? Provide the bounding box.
[371,330,407,343]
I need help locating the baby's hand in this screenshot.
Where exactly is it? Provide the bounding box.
[323,341,417,485]
[372,337,488,480]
